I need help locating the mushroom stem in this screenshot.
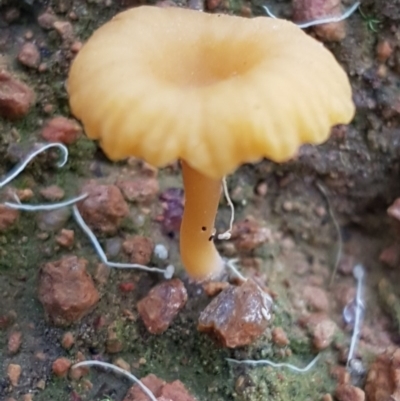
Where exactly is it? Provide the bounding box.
[180,160,224,280]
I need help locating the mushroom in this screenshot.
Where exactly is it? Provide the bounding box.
[68,6,355,280]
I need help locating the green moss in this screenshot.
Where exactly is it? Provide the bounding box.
[35,379,71,401]
[239,356,335,401]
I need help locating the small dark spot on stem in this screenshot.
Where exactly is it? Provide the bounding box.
[201,226,206,231]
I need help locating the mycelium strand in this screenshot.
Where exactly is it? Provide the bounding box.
[180,160,224,280]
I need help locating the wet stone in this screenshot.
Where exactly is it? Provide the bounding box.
[78,182,129,235]
[41,116,81,145]
[198,279,273,348]
[0,69,35,120]
[137,279,188,334]
[122,235,154,265]
[38,256,99,326]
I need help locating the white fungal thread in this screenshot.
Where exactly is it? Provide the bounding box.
[226,354,320,373]
[217,176,235,241]
[346,264,365,368]
[0,143,68,188]
[4,193,88,211]
[73,205,174,279]
[263,1,360,29]
[224,258,247,281]
[72,361,158,401]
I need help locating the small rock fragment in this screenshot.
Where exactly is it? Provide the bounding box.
[123,374,166,401]
[159,188,184,235]
[53,21,74,43]
[137,279,187,334]
[0,205,19,231]
[8,331,22,354]
[122,235,154,265]
[41,116,81,145]
[78,182,129,235]
[231,217,272,252]
[55,229,75,249]
[38,256,100,326]
[272,327,289,347]
[117,177,159,204]
[94,263,110,286]
[335,384,365,401]
[123,374,197,401]
[387,198,400,222]
[303,285,330,312]
[379,243,400,268]
[0,70,35,120]
[4,8,20,23]
[376,40,393,63]
[36,207,71,232]
[17,43,40,69]
[61,332,74,349]
[198,279,273,348]
[40,185,65,201]
[52,357,72,377]
[7,363,21,386]
[38,9,58,30]
[292,0,346,42]
[114,358,130,372]
[303,313,337,351]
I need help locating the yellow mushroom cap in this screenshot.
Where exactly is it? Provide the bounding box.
[68,6,354,179]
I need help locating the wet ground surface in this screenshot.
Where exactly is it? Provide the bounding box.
[1,0,400,400]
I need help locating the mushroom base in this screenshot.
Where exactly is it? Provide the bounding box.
[180,160,224,280]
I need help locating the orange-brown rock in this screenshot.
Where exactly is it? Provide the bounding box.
[198,279,273,348]
[364,348,400,401]
[52,357,72,377]
[123,374,197,401]
[38,256,99,326]
[0,70,35,119]
[335,384,365,401]
[117,177,159,204]
[137,279,187,334]
[41,116,81,145]
[78,182,129,235]
[122,235,154,265]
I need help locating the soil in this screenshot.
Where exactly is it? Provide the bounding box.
[0,0,400,401]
